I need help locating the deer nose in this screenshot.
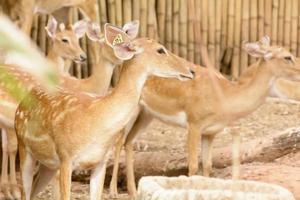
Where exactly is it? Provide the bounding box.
[80,54,87,61]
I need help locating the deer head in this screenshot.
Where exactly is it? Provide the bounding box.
[45,16,87,63]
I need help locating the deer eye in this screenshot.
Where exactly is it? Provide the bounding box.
[61,38,69,43]
[157,48,166,54]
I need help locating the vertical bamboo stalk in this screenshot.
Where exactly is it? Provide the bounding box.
[278,0,285,46]
[123,0,132,23]
[240,0,249,72]
[147,0,158,40]
[38,15,47,54]
[187,0,194,62]
[108,0,116,24]
[73,9,82,79]
[257,0,264,38]
[31,15,39,43]
[271,0,279,45]
[220,0,228,67]
[231,0,241,78]
[223,0,235,68]
[132,0,140,20]
[201,0,208,63]
[297,0,300,56]
[115,0,122,26]
[173,0,180,54]
[99,0,108,28]
[140,0,148,37]
[249,0,258,64]
[179,0,187,59]
[165,0,173,50]
[264,0,272,37]
[207,0,215,66]
[157,0,166,45]
[215,0,222,69]
[291,0,298,55]
[284,0,291,50]
[194,0,201,64]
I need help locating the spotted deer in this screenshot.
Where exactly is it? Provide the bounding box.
[109,36,300,197]
[15,23,195,200]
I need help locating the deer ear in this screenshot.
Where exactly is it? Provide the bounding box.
[259,35,270,46]
[45,15,57,39]
[72,20,87,38]
[122,20,139,39]
[113,42,143,60]
[243,42,266,58]
[86,22,104,42]
[104,23,130,47]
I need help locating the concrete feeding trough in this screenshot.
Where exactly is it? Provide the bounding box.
[137,176,295,200]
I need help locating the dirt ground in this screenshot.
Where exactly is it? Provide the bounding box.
[34,97,300,200]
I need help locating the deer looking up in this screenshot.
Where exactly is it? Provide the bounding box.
[109,36,300,198]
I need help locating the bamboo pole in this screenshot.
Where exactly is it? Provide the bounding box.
[38,15,47,54]
[207,0,216,66]
[140,0,147,37]
[99,0,108,28]
[123,0,132,23]
[223,0,235,69]
[298,0,300,56]
[173,0,180,55]
[249,0,258,64]
[240,0,250,73]
[220,0,228,68]
[165,0,173,50]
[291,0,298,55]
[200,0,208,65]
[231,0,242,79]
[194,0,201,64]
[147,0,157,40]
[215,0,222,69]
[179,0,187,59]
[108,0,116,24]
[278,0,285,46]
[31,15,39,43]
[284,0,291,50]
[157,0,166,45]
[132,0,140,21]
[271,0,279,45]
[264,0,272,37]
[187,0,194,62]
[115,0,122,26]
[73,8,82,79]
[257,0,264,38]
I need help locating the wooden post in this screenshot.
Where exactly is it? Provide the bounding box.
[257,0,264,38]
[215,0,222,69]
[194,0,202,64]
[220,0,228,69]
[223,0,235,69]
[291,0,298,55]
[132,0,140,21]
[147,0,158,40]
[264,0,272,37]
[123,0,132,23]
[284,0,291,50]
[207,0,216,67]
[140,0,148,37]
[278,0,285,46]
[187,0,194,62]
[99,0,108,28]
[108,0,116,24]
[115,0,123,26]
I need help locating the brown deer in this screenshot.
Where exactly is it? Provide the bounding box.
[15,23,194,200]
[109,36,300,197]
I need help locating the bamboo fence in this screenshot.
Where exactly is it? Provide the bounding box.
[25,0,300,78]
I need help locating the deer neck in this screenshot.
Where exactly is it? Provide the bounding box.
[83,47,116,95]
[90,60,147,136]
[46,49,66,74]
[222,61,274,118]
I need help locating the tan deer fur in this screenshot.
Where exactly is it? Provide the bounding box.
[109,36,300,197]
[15,23,194,200]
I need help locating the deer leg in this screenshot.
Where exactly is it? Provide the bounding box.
[109,132,124,198]
[1,129,13,200]
[90,158,108,200]
[231,131,241,180]
[30,165,58,198]
[59,160,72,200]
[19,141,36,200]
[201,135,215,177]
[124,110,153,197]
[187,124,201,176]
[7,129,21,200]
